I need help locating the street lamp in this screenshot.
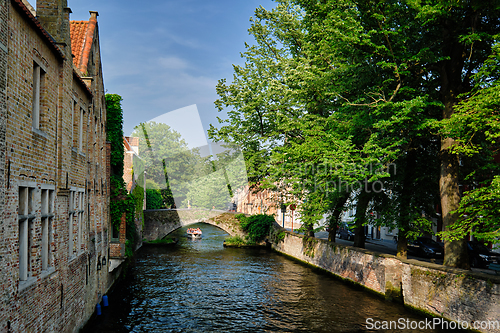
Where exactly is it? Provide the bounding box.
[280,203,286,228]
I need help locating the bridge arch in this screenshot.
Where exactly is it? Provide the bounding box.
[143,209,245,241]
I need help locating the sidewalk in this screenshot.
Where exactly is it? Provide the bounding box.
[314,231,398,255]
[313,231,496,275]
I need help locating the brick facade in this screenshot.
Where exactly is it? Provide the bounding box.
[123,136,145,248]
[0,1,113,331]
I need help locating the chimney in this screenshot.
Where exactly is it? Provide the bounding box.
[36,0,72,47]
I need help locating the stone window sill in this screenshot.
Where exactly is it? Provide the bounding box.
[68,251,86,264]
[71,147,86,156]
[18,276,37,293]
[32,127,48,139]
[40,267,56,280]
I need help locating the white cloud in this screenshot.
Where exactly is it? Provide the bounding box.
[157,56,190,70]
[148,105,208,149]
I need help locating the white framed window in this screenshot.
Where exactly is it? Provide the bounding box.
[79,107,84,152]
[32,62,45,129]
[69,188,85,256]
[41,186,55,271]
[18,186,36,281]
[72,100,77,145]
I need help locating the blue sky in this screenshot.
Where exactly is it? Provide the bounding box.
[65,0,276,145]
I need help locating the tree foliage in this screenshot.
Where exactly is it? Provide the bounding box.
[237,214,275,243]
[106,94,139,253]
[442,176,500,244]
[106,94,125,177]
[209,0,500,267]
[132,121,204,207]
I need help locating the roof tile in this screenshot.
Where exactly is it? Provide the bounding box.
[70,20,89,70]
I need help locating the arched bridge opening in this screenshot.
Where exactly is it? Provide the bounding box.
[143,209,245,241]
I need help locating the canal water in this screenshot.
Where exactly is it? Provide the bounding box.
[84,223,444,332]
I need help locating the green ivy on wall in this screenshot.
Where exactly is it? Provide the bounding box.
[106,94,139,255]
[105,94,125,178]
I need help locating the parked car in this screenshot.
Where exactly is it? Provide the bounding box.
[338,228,354,241]
[407,237,444,258]
[468,241,500,268]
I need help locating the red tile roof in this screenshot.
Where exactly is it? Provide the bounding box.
[70,20,88,69]
[70,12,98,74]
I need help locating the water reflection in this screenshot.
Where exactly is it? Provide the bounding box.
[84,223,443,332]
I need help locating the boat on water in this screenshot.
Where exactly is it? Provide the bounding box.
[187,228,202,239]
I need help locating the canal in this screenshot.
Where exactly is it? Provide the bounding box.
[84,223,444,332]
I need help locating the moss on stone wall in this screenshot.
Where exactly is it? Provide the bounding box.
[303,237,318,258]
[269,227,286,244]
[385,281,403,303]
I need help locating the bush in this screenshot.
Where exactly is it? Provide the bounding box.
[237,214,274,243]
[146,188,163,210]
[224,235,247,246]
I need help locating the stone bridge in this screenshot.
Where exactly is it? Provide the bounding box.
[143,209,245,241]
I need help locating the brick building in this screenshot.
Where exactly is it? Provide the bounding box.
[0,0,117,331]
[123,136,140,192]
[123,136,145,249]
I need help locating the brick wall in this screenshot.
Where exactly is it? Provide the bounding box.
[0,0,9,328]
[0,1,114,332]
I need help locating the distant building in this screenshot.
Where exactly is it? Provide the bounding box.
[233,185,304,230]
[0,0,119,331]
[123,136,141,192]
[123,136,146,246]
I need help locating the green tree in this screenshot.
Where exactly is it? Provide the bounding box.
[210,0,500,267]
[210,2,378,239]
[438,51,500,244]
[132,121,201,207]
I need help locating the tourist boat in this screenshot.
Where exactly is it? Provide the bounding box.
[187,228,202,239]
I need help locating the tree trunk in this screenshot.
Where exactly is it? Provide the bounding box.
[438,19,470,269]
[353,189,370,248]
[440,137,469,268]
[328,192,350,242]
[306,223,315,238]
[328,224,338,242]
[396,230,408,259]
[396,148,415,259]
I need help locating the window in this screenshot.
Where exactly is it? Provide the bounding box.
[72,100,77,145]
[32,62,45,129]
[79,107,84,152]
[69,189,85,256]
[41,188,54,271]
[18,186,35,281]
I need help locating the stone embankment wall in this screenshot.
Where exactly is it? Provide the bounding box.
[269,224,500,333]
